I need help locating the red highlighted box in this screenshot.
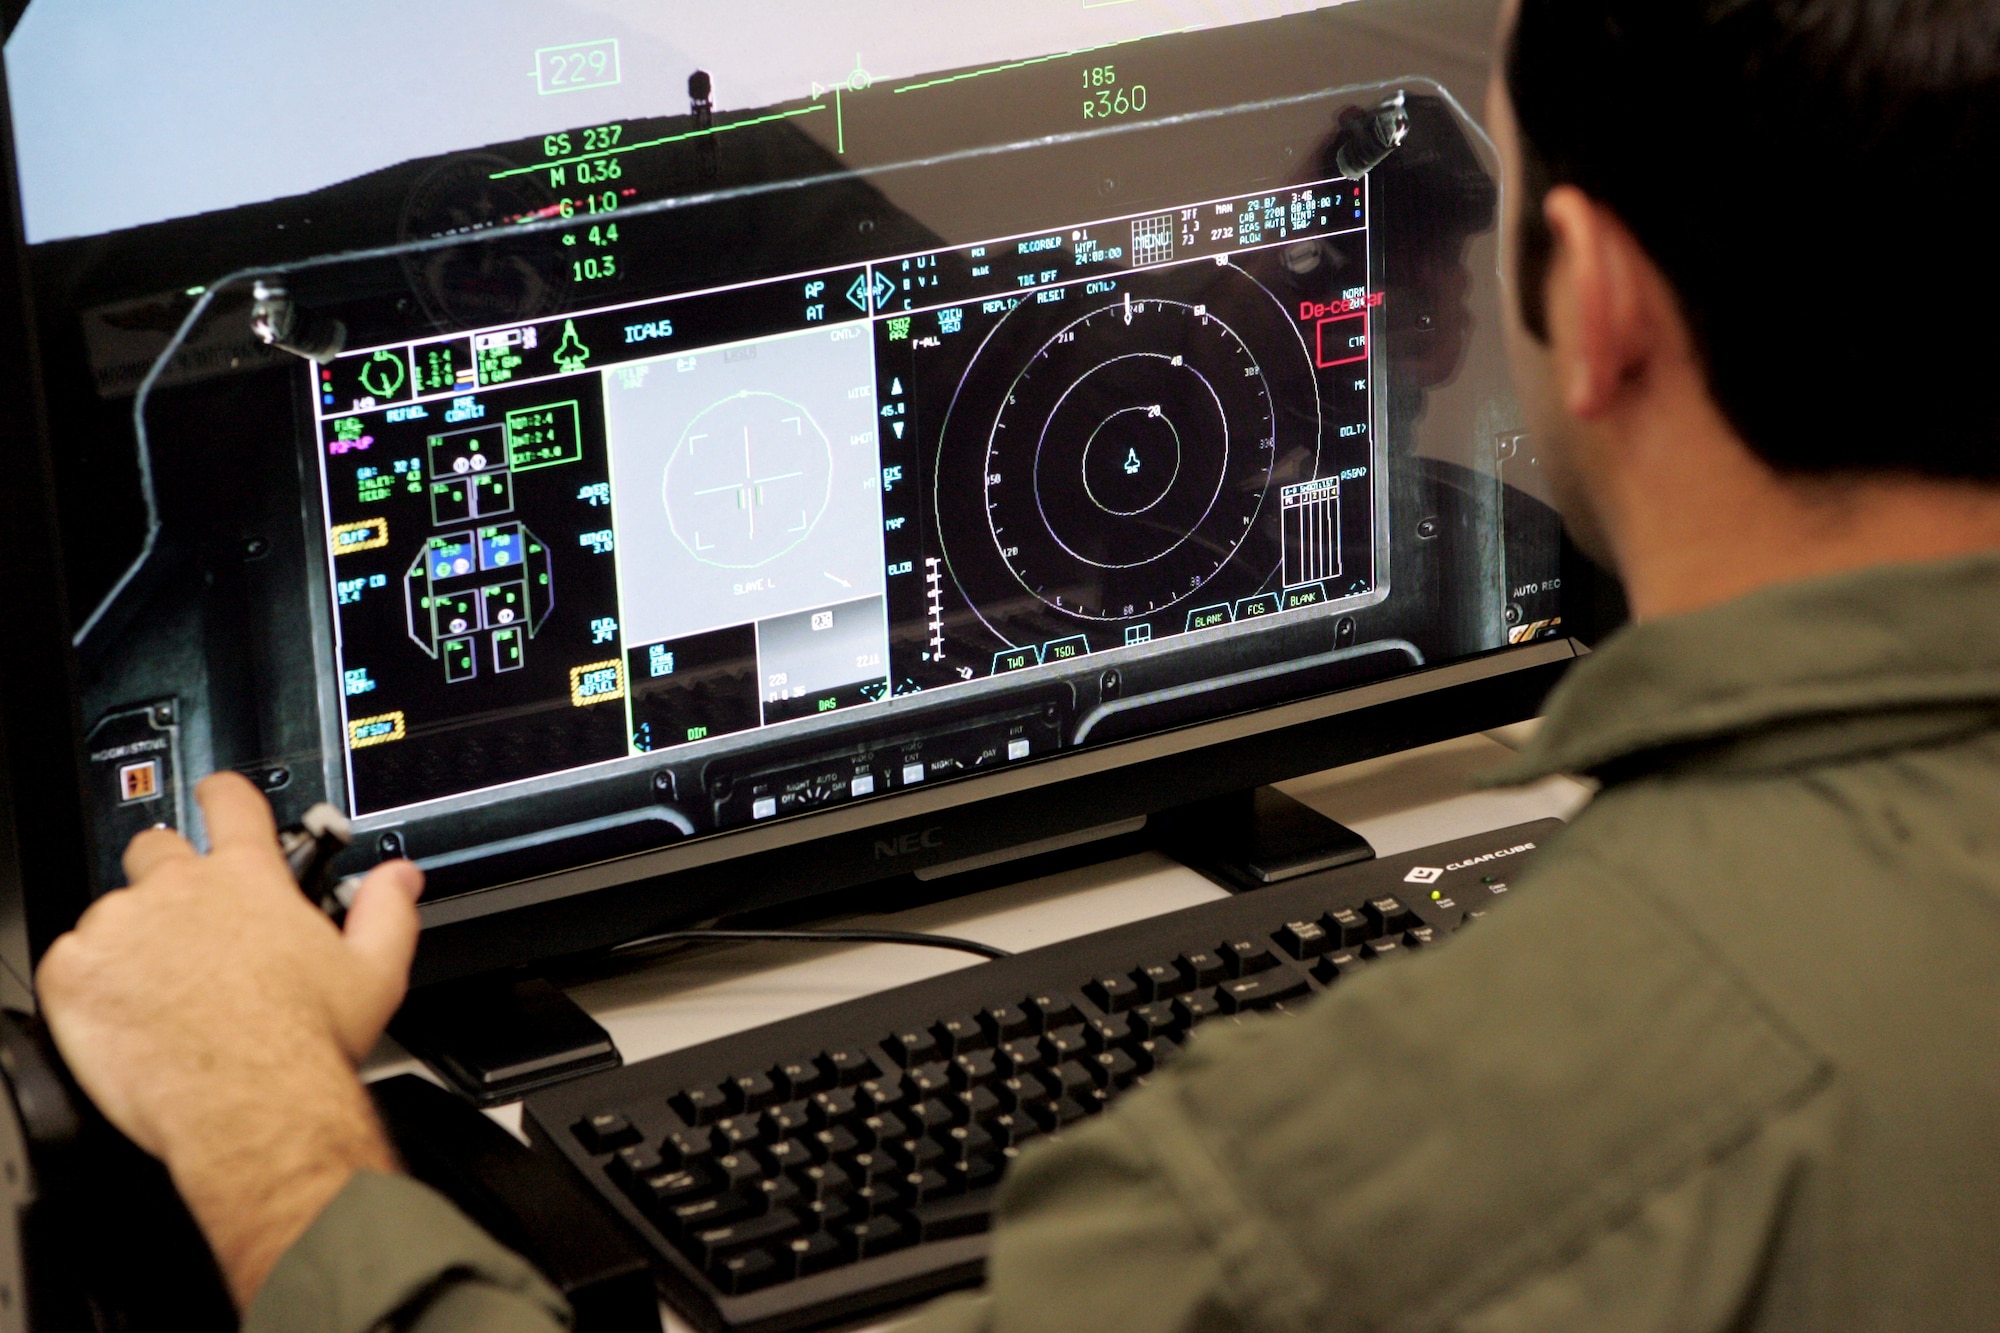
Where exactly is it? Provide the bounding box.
[1315,310,1369,368]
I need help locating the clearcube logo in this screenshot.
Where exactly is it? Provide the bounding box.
[1403,866,1444,885]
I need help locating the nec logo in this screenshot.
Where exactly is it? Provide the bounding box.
[875,827,945,859]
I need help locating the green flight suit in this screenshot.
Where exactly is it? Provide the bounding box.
[249,553,2000,1333]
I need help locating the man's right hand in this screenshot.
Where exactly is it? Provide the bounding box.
[35,772,426,1308]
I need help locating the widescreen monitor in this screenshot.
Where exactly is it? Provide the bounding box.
[0,0,1606,986]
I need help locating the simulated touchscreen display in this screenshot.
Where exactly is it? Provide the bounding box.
[314,177,1380,819]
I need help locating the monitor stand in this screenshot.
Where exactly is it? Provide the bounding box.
[1161,786,1374,892]
[392,786,1366,1103]
[393,974,620,1106]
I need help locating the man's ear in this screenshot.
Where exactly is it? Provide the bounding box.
[1541,185,1659,420]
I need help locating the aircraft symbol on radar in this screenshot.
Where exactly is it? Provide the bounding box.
[1124,449,1142,476]
[553,320,591,374]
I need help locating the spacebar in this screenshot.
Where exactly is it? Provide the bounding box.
[911,1190,995,1241]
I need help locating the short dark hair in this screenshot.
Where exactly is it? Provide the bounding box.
[1507,0,2000,479]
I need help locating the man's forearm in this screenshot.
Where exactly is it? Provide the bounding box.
[157,1043,399,1309]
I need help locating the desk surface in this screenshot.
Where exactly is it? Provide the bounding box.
[366,727,1591,1333]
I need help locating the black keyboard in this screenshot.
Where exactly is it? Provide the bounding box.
[524,820,1559,1333]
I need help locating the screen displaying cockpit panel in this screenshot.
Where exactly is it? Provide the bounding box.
[10,1,1575,907]
[315,178,1381,820]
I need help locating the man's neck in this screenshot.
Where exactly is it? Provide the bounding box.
[1600,396,2000,622]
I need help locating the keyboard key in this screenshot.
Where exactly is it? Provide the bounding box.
[861,1109,915,1148]
[812,1125,860,1160]
[1129,1001,1181,1038]
[995,1075,1047,1114]
[907,1098,959,1132]
[663,1126,714,1168]
[984,1111,1029,1150]
[932,1015,990,1056]
[1086,974,1141,1012]
[937,1121,996,1162]
[1040,1026,1089,1062]
[890,1133,948,1173]
[1177,950,1229,988]
[1050,1061,1096,1100]
[980,1004,1035,1041]
[632,1166,713,1212]
[1085,1014,1136,1050]
[1092,1048,1140,1088]
[712,1246,781,1294]
[609,1143,663,1183]
[1051,1096,1092,1127]
[574,1111,641,1154]
[957,1152,1004,1193]
[904,1062,952,1098]
[1404,925,1438,949]
[902,1167,956,1204]
[1322,907,1370,948]
[801,1195,854,1235]
[1133,961,1187,1000]
[846,1150,898,1186]
[1173,992,1220,1027]
[996,1038,1045,1075]
[1025,992,1081,1029]
[775,1058,833,1099]
[1364,896,1415,935]
[713,1152,765,1194]
[713,1115,765,1151]
[912,1191,993,1241]
[726,1071,779,1112]
[763,1138,813,1173]
[854,1079,907,1117]
[1313,950,1363,984]
[1275,919,1332,959]
[793,1163,852,1202]
[1215,975,1312,1013]
[849,1182,901,1219]
[949,1050,996,1088]
[691,1210,802,1268]
[786,1230,843,1277]
[808,1088,859,1127]
[1363,937,1402,960]
[672,1086,730,1127]
[669,1190,755,1235]
[838,1214,914,1261]
[754,1174,802,1214]
[1221,939,1278,976]
[820,1048,879,1086]
[762,1100,813,1141]
[886,1028,941,1066]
